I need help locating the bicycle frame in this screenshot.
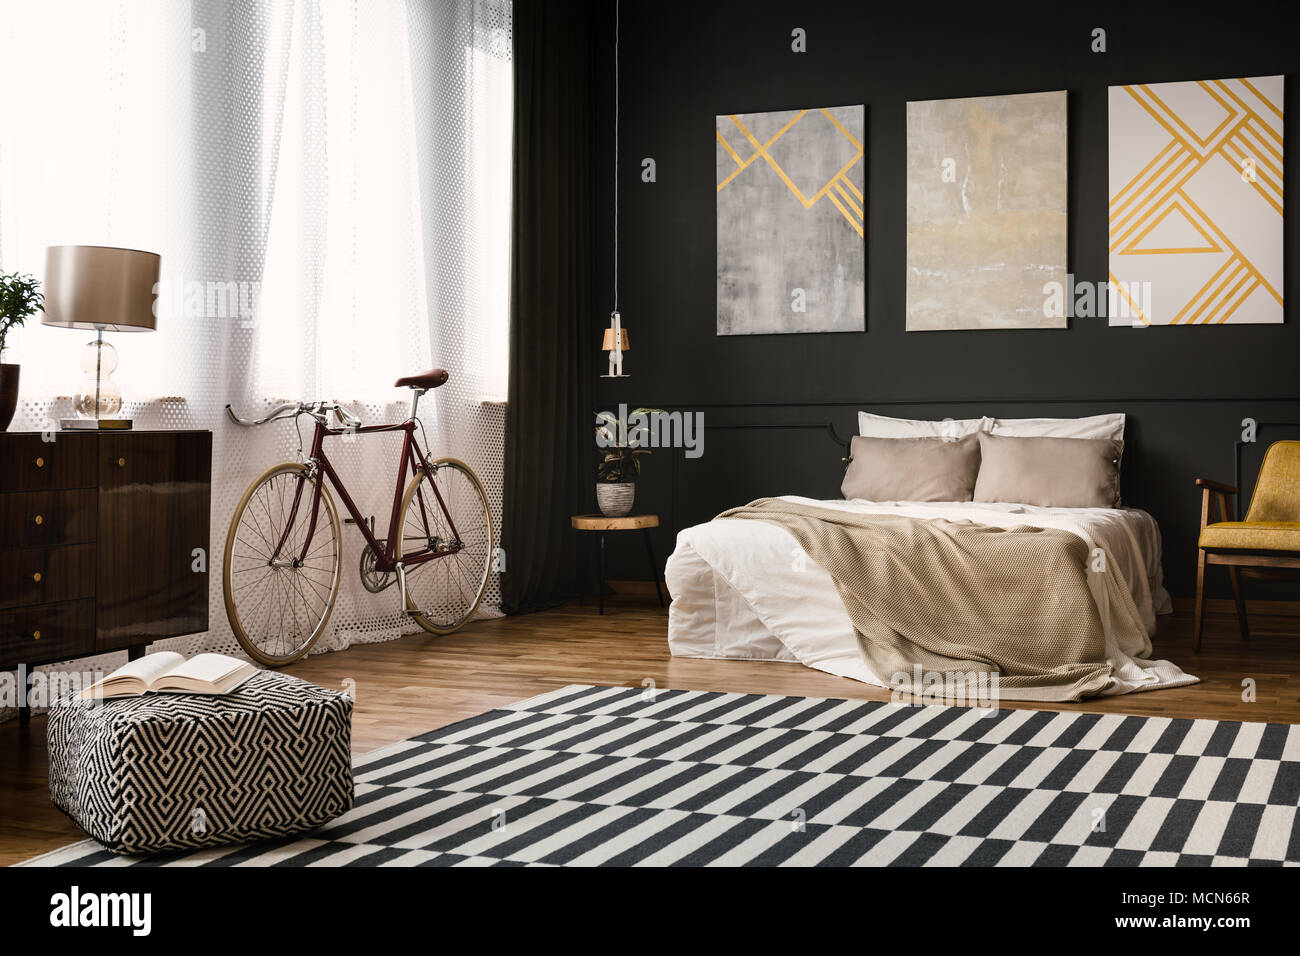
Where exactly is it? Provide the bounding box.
[270,418,462,575]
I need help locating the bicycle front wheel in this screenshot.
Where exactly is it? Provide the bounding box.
[396,457,494,634]
[223,462,343,666]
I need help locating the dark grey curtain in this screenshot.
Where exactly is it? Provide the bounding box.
[501,0,597,613]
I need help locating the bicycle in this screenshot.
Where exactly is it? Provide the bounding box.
[222,368,494,666]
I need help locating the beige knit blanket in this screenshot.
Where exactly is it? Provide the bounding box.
[717,498,1122,701]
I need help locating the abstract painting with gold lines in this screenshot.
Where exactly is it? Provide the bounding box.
[1108,75,1283,326]
[716,105,865,335]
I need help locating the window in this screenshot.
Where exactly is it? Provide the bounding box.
[0,0,512,407]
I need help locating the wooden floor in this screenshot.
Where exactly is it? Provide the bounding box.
[2,595,1298,866]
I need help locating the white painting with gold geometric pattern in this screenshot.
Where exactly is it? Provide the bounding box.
[1108,76,1283,325]
[716,105,864,335]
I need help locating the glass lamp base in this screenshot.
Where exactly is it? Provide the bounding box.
[74,383,124,419]
[74,337,124,419]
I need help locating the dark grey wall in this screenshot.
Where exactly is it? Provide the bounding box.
[589,0,1300,598]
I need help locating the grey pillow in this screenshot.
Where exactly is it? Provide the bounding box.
[841,435,981,502]
[973,433,1123,508]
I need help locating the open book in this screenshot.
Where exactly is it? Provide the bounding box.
[79,652,259,700]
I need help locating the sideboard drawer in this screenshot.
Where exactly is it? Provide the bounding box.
[0,599,95,666]
[0,489,97,552]
[0,434,96,493]
[0,544,97,609]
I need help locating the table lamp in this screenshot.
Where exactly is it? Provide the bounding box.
[42,245,160,430]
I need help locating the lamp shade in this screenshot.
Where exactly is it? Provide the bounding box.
[41,245,160,332]
[601,327,629,351]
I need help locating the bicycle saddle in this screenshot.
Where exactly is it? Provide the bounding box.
[395,368,449,389]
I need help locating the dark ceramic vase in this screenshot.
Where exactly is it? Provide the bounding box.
[0,364,18,432]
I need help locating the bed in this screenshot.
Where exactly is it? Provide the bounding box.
[665,496,1193,697]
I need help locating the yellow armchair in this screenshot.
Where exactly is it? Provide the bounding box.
[1194,440,1300,651]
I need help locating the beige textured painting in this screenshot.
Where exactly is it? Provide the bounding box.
[906,90,1068,331]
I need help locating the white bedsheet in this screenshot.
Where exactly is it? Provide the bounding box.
[665,497,1193,696]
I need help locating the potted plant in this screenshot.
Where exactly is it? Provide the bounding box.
[594,407,662,517]
[0,272,43,432]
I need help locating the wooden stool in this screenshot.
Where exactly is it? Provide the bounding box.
[570,514,664,614]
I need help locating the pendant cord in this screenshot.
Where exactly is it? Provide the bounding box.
[613,0,619,315]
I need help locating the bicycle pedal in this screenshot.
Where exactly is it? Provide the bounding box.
[396,561,408,607]
[395,563,434,618]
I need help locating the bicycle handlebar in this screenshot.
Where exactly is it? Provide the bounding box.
[225,401,362,429]
[225,403,300,426]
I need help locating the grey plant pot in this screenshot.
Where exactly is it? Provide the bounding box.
[596,481,635,517]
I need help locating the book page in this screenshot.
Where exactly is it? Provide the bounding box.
[154,664,257,695]
[81,651,185,698]
[162,653,249,686]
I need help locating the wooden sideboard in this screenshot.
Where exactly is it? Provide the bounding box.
[1,430,211,721]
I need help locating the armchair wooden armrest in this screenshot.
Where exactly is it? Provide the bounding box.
[1196,477,1238,529]
[1195,477,1238,494]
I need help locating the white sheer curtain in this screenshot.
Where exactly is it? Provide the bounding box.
[0,0,511,700]
[253,0,436,405]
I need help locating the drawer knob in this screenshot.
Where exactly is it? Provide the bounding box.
[117,457,126,467]
[32,572,41,583]
[34,514,44,525]
[32,630,40,641]
[35,456,45,468]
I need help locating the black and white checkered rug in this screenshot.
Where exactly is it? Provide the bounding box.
[24,684,1300,866]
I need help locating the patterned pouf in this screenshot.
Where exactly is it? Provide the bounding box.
[47,670,353,855]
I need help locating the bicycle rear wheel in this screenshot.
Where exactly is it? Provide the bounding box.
[223,462,343,666]
[396,457,494,634]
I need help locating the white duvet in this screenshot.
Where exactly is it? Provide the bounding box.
[665,497,1197,696]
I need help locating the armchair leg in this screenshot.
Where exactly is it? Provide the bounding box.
[1193,549,1208,653]
[1228,567,1250,641]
